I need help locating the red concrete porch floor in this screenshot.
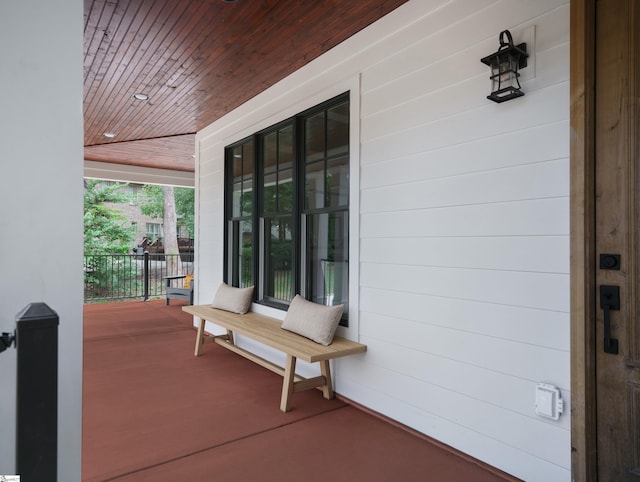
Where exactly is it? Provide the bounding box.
[83,300,521,482]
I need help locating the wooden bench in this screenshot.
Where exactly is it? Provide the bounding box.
[183,304,367,412]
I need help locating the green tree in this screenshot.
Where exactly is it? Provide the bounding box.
[83,179,136,299]
[174,187,195,238]
[84,179,134,254]
[138,184,163,218]
[161,185,181,276]
[139,184,194,278]
[139,185,194,237]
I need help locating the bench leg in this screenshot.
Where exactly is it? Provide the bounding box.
[280,355,297,413]
[194,318,206,356]
[320,360,334,400]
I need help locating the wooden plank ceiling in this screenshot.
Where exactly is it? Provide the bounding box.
[84,0,407,173]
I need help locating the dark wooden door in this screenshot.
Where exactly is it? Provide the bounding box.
[595,1,640,479]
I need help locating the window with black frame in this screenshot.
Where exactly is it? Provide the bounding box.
[224,93,349,324]
[261,123,295,303]
[227,139,255,289]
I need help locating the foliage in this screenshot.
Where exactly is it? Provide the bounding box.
[139,184,163,218]
[175,187,195,237]
[139,185,195,237]
[83,181,195,300]
[83,252,192,302]
[84,179,135,254]
[84,254,140,298]
[83,180,136,297]
[263,181,293,213]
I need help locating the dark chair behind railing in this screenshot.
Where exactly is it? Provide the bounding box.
[84,251,194,303]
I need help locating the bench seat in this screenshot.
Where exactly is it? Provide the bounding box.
[183,304,367,412]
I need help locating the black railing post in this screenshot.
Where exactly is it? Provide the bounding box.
[143,251,150,301]
[15,302,59,482]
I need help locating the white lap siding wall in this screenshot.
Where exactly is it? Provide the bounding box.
[195,1,570,481]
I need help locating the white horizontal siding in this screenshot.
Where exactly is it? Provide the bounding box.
[361,82,568,165]
[361,158,567,213]
[360,313,569,390]
[360,236,569,274]
[342,348,568,466]
[361,197,569,238]
[337,361,571,481]
[361,263,568,312]
[361,0,565,96]
[360,287,569,350]
[361,121,568,189]
[355,0,570,476]
[195,1,571,480]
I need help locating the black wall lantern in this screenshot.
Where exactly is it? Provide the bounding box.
[480,30,528,103]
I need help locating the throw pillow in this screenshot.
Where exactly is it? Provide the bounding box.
[211,283,254,314]
[281,295,344,346]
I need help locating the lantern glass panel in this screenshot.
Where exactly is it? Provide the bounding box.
[491,58,519,92]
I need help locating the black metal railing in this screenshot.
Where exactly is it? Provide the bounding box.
[84,252,193,303]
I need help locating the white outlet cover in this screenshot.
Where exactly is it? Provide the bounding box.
[535,383,563,420]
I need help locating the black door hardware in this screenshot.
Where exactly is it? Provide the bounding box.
[600,285,620,354]
[599,253,621,270]
[0,331,16,353]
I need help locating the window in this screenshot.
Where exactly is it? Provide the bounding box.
[146,222,163,242]
[261,122,295,303]
[227,140,255,289]
[177,225,190,239]
[224,93,349,323]
[125,185,140,205]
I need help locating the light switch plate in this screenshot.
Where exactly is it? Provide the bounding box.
[535,383,563,420]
